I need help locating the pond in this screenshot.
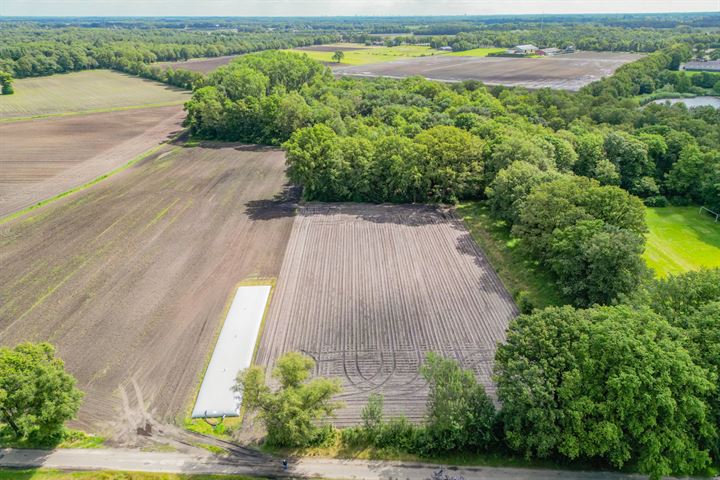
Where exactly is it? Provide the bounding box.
[652,96,720,108]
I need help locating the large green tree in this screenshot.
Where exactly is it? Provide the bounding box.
[236,352,342,447]
[495,306,716,478]
[0,343,83,444]
[420,353,496,453]
[547,220,648,306]
[485,161,561,225]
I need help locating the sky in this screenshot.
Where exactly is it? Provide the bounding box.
[1,0,719,17]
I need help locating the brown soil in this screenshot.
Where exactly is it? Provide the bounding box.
[334,51,644,90]
[254,203,518,424]
[0,144,296,441]
[0,105,185,218]
[159,56,240,74]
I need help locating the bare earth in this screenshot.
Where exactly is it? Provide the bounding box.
[334,51,644,90]
[159,55,241,74]
[296,44,370,52]
[255,203,518,424]
[0,144,295,439]
[0,105,186,219]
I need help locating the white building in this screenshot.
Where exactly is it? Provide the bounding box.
[511,44,539,55]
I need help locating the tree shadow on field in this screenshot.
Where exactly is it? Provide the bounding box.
[299,202,453,227]
[190,141,280,152]
[244,184,301,221]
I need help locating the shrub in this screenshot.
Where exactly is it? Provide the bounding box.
[643,195,669,207]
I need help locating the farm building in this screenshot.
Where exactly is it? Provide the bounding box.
[510,44,539,55]
[682,60,720,72]
[439,46,453,52]
[537,47,561,56]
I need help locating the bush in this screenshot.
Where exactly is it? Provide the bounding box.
[420,353,497,454]
[515,290,535,314]
[643,195,669,207]
[374,417,421,452]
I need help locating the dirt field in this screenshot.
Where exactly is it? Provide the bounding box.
[0,105,185,219]
[334,51,644,90]
[158,55,241,74]
[296,44,370,52]
[0,144,296,439]
[255,203,517,424]
[0,70,189,119]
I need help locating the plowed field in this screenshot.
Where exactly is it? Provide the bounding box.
[255,203,517,423]
[0,105,185,219]
[334,51,644,90]
[0,144,295,439]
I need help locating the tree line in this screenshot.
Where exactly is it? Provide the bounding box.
[0,24,340,79]
[239,269,720,479]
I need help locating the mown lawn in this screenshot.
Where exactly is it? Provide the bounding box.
[0,471,258,480]
[644,206,720,277]
[288,45,449,66]
[0,70,189,119]
[457,201,568,310]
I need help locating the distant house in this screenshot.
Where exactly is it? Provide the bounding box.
[682,60,720,72]
[564,45,576,53]
[439,46,453,52]
[537,47,561,56]
[511,44,539,55]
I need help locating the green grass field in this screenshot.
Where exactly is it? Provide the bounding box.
[288,45,502,66]
[447,47,506,57]
[0,70,189,119]
[644,206,720,277]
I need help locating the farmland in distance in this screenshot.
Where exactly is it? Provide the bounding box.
[334,51,644,90]
[0,70,189,119]
[0,105,185,219]
[157,55,242,74]
[255,203,517,423]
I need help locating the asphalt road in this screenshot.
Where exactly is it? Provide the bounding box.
[0,447,671,479]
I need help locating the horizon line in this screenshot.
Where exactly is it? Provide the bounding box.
[1,11,719,19]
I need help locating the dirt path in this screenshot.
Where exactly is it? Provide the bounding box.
[0,105,186,219]
[0,448,662,479]
[0,144,296,440]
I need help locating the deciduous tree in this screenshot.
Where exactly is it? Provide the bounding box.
[0,343,83,444]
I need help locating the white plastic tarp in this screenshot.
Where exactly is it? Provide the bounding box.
[191,285,270,418]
